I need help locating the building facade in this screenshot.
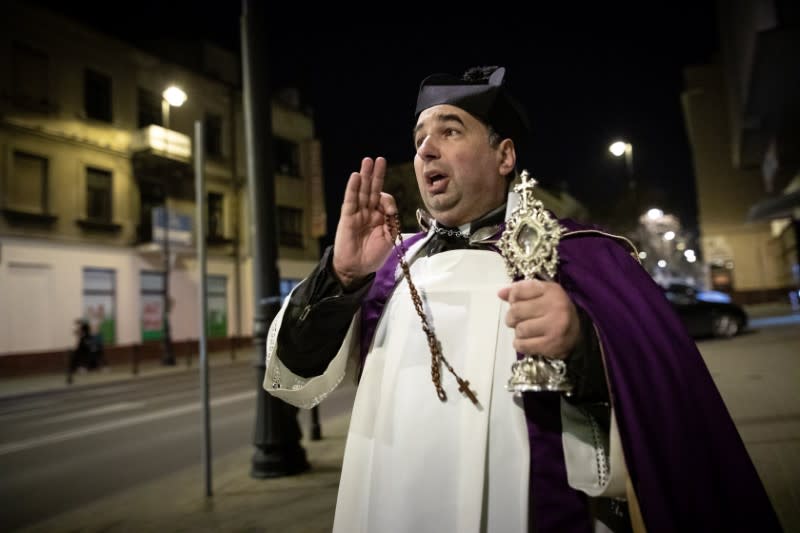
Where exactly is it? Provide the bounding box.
[0,2,325,367]
[681,0,799,302]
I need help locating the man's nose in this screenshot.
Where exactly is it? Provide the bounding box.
[416,136,439,160]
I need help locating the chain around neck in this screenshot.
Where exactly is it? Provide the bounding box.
[431,225,469,239]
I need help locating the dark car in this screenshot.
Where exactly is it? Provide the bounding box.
[664,284,748,339]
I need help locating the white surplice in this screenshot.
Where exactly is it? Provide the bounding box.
[265,234,627,533]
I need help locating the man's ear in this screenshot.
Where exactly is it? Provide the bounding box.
[498,138,516,176]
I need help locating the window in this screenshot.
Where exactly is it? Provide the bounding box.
[84,69,112,122]
[11,42,49,111]
[8,151,48,213]
[137,88,162,128]
[207,192,224,239]
[278,207,303,248]
[140,271,165,341]
[274,137,300,177]
[204,113,223,157]
[207,275,227,338]
[86,167,112,223]
[83,268,116,344]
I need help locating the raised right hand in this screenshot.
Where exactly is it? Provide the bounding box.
[332,157,398,288]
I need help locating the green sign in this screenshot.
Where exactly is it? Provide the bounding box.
[207,276,228,338]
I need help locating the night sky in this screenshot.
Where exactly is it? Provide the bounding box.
[35,1,720,242]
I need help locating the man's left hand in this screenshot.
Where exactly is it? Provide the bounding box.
[498,279,581,359]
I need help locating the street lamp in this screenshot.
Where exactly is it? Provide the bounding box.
[161,85,187,130]
[608,140,635,192]
[609,141,627,157]
[609,140,638,228]
[159,85,187,366]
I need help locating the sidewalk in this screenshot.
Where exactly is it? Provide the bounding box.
[744,302,800,329]
[0,349,250,400]
[743,301,799,319]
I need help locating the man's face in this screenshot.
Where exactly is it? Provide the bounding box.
[413,105,512,227]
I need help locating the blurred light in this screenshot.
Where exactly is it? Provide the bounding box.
[163,86,187,107]
[657,259,667,268]
[686,255,697,263]
[646,208,664,220]
[663,231,676,241]
[697,290,731,304]
[609,141,627,157]
[683,249,695,259]
[638,251,647,259]
[676,242,686,251]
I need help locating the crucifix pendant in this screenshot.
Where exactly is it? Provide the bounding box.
[457,378,478,404]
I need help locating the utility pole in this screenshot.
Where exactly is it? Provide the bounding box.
[159,87,185,367]
[161,205,175,365]
[241,0,309,478]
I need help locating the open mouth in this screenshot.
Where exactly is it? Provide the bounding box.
[425,172,449,193]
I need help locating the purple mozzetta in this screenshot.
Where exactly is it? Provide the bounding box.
[359,219,781,532]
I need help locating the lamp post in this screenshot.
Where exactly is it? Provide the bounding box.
[609,140,634,192]
[241,0,309,477]
[609,140,638,227]
[159,85,187,366]
[162,86,187,130]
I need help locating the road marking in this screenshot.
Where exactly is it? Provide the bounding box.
[0,391,255,456]
[30,402,146,425]
[0,399,61,421]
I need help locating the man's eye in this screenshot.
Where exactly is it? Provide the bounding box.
[445,128,458,136]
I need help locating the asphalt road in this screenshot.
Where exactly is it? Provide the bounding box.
[0,360,352,532]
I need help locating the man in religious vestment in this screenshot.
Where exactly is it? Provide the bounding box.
[263,66,781,533]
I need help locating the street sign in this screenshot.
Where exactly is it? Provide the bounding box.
[152,207,192,246]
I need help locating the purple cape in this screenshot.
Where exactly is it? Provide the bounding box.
[359,220,781,533]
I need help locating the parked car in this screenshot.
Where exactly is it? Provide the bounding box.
[664,284,748,339]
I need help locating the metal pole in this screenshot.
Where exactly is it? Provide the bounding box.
[626,143,638,225]
[625,143,635,193]
[195,119,213,497]
[229,86,242,361]
[162,205,175,365]
[241,0,308,478]
[162,99,170,129]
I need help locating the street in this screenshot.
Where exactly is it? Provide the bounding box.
[0,320,797,532]
[0,359,354,532]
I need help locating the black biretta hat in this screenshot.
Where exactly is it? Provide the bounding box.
[414,66,530,145]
